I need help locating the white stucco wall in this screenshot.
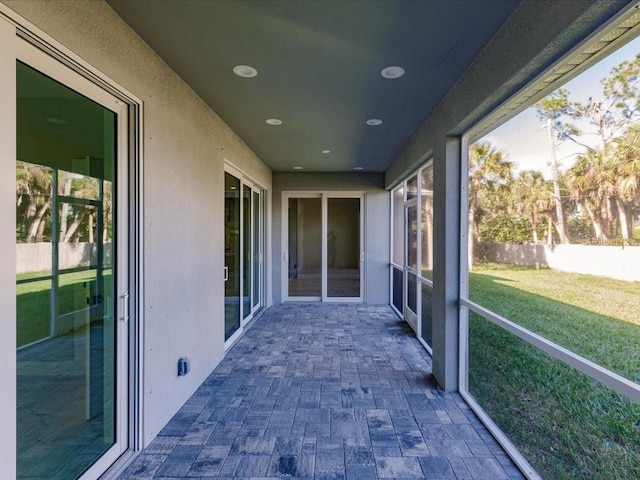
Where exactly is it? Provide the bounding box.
[2,0,272,445]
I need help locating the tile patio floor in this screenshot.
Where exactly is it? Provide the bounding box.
[119,304,525,479]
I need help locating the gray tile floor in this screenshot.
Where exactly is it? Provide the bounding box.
[119,304,525,479]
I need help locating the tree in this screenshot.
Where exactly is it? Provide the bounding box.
[565,150,608,241]
[510,170,555,244]
[612,125,640,239]
[16,161,52,243]
[468,142,513,269]
[535,90,572,243]
[537,53,640,244]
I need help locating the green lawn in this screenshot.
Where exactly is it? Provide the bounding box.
[469,264,640,479]
[17,270,112,347]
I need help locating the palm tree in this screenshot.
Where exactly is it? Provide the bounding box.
[16,161,52,243]
[468,142,513,269]
[613,126,640,240]
[510,170,554,244]
[566,150,609,242]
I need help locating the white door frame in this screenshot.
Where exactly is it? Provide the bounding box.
[224,163,266,347]
[404,199,419,331]
[241,180,262,327]
[282,191,365,303]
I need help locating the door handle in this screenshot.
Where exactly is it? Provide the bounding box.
[119,292,129,322]
[360,252,364,262]
[224,266,228,282]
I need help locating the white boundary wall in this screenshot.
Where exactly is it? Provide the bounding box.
[484,244,640,282]
[16,242,112,274]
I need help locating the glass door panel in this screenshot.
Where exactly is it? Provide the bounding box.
[16,61,118,479]
[242,185,251,320]
[252,190,260,310]
[420,166,434,280]
[327,197,361,298]
[224,173,241,340]
[288,197,322,297]
[407,204,418,271]
[405,203,418,330]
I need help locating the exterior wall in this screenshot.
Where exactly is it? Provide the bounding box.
[483,243,640,282]
[2,0,272,445]
[273,172,389,304]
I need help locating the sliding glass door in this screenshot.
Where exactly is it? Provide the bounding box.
[224,167,263,344]
[284,192,363,302]
[9,37,129,479]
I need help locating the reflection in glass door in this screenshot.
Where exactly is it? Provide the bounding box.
[15,58,126,479]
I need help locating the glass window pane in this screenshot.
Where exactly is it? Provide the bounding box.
[420,164,433,280]
[421,282,433,347]
[288,197,322,297]
[407,272,417,315]
[406,175,418,200]
[407,204,417,269]
[16,61,117,478]
[392,266,403,314]
[327,198,360,297]
[392,186,404,265]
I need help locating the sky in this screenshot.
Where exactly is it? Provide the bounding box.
[479,34,640,179]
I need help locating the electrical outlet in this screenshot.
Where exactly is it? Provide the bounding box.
[177,357,190,376]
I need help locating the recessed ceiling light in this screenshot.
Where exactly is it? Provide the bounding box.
[265,118,282,126]
[353,167,364,171]
[321,150,330,154]
[366,119,383,126]
[293,166,304,170]
[46,117,66,125]
[381,66,405,79]
[233,65,258,78]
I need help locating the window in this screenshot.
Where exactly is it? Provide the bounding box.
[390,163,434,348]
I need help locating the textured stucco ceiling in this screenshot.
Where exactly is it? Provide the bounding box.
[108,0,521,172]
